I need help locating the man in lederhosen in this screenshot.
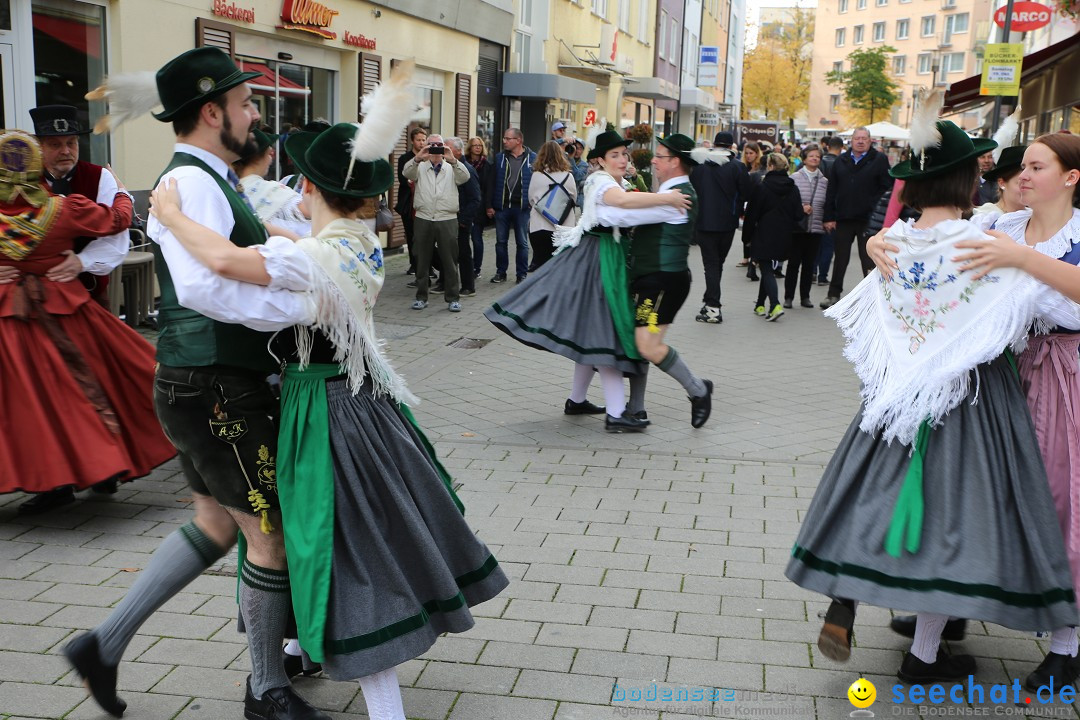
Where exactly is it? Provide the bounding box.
[63,48,327,720]
[626,133,714,428]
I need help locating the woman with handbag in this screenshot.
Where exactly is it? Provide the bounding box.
[527,141,577,270]
[784,144,828,309]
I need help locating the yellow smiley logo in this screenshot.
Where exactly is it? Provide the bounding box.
[848,678,876,709]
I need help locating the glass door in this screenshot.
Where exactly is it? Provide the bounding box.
[0,43,13,129]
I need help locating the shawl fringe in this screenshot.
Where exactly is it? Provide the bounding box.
[826,269,1039,447]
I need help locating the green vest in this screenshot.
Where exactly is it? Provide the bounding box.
[629,181,698,280]
[152,152,277,373]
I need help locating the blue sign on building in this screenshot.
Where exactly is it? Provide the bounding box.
[699,46,720,64]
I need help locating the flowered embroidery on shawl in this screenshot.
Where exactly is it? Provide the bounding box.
[882,256,999,354]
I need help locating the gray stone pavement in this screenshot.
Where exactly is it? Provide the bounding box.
[2,236,1076,719]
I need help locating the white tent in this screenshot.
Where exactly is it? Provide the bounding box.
[837,121,911,141]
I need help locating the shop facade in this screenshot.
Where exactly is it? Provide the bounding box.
[3,0,512,204]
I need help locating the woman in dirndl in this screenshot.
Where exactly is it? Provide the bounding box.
[483,130,691,432]
[916,132,1080,690]
[150,77,508,718]
[234,128,312,237]
[786,108,1080,685]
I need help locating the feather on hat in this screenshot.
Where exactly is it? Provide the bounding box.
[991,106,1022,163]
[344,60,417,185]
[85,72,160,134]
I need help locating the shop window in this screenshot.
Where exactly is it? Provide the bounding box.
[412,86,442,135]
[0,0,10,30]
[31,0,108,165]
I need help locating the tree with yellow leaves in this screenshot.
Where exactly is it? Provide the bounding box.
[741,6,814,122]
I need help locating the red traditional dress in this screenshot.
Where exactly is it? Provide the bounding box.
[0,191,176,493]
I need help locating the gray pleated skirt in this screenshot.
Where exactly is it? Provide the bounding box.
[319,380,509,680]
[785,355,1079,631]
[483,236,645,375]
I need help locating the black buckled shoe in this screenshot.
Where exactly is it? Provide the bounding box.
[604,413,648,433]
[690,380,713,429]
[63,633,126,718]
[817,599,855,662]
[898,650,976,684]
[564,398,606,415]
[629,410,651,425]
[890,614,967,641]
[18,486,76,515]
[244,677,331,720]
[1024,652,1080,693]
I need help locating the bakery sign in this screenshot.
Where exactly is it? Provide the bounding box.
[278,0,339,39]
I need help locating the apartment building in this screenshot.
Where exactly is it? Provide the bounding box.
[807,0,993,129]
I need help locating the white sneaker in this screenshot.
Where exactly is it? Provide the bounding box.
[448,301,462,312]
[411,300,427,310]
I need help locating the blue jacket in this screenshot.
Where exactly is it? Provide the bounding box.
[457,161,481,226]
[492,148,537,211]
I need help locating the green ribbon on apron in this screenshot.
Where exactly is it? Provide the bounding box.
[883,349,1021,558]
[594,231,642,362]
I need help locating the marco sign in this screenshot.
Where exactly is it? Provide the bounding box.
[993,1,1052,31]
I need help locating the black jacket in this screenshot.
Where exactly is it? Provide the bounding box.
[821,152,840,182]
[822,147,892,223]
[470,156,495,225]
[395,150,415,215]
[690,152,752,233]
[457,160,481,226]
[744,170,804,262]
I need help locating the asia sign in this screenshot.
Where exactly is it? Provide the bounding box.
[993,2,1053,31]
[979,43,1023,96]
[279,0,339,39]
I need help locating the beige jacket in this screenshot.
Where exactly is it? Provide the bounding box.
[401,156,471,221]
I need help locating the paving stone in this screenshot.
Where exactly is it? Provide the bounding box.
[571,649,668,682]
[416,660,519,694]
[0,598,63,624]
[0,579,54,601]
[626,629,718,661]
[25,563,119,586]
[136,637,245,668]
[0,649,71,682]
[38,604,110,630]
[67,691,191,719]
[589,607,677,633]
[18,544,109,566]
[535,623,629,652]
[151,664,251,700]
[513,668,613,704]
[172,697,246,718]
[138,612,230,640]
[0,682,87,718]
[32,583,128,608]
[504,599,590,625]
[476,641,575,673]
[446,692,557,720]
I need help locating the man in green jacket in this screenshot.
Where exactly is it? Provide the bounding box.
[626,134,713,429]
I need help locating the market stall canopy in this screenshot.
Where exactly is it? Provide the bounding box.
[838,121,911,140]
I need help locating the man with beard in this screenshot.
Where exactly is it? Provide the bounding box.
[63,48,327,720]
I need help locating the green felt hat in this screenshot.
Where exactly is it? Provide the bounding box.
[587,130,632,160]
[285,124,393,199]
[153,48,261,122]
[982,145,1027,183]
[658,133,699,165]
[253,128,279,153]
[890,121,997,180]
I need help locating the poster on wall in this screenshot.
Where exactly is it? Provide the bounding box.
[979,43,1023,96]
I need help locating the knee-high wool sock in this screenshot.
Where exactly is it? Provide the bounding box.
[657,348,707,398]
[597,365,627,418]
[95,522,225,666]
[359,667,406,720]
[911,612,949,663]
[241,558,291,699]
[569,363,594,403]
[627,366,648,414]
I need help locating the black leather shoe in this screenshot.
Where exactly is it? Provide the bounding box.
[898,650,976,683]
[629,410,650,425]
[92,479,119,494]
[604,413,648,433]
[817,599,855,662]
[63,633,126,718]
[490,274,507,283]
[282,649,321,680]
[1024,652,1080,692]
[18,486,76,515]
[782,300,793,309]
[890,615,967,641]
[244,678,330,720]
[564,398,606,415]
[690,380,713,429]
[800,299,814,308]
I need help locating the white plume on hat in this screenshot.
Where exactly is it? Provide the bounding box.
[85,71,160,133]
[690,147,731,165]
[345,59,418,186]
[909,89,945,156]
[991,106,1022,163]
[585,118,607,152]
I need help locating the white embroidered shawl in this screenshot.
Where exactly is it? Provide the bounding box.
[293,218,418,406]
[825,218,1043,446]
[552,171,620,250]
[240,175,309,231]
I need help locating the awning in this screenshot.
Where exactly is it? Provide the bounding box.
[502,72,596,105]
[240,61,311,96]
[624,77,680,102]
[944,32,1080,111]
[838,121,910,140]
[32,12,101,59]
[681,87,716,112]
